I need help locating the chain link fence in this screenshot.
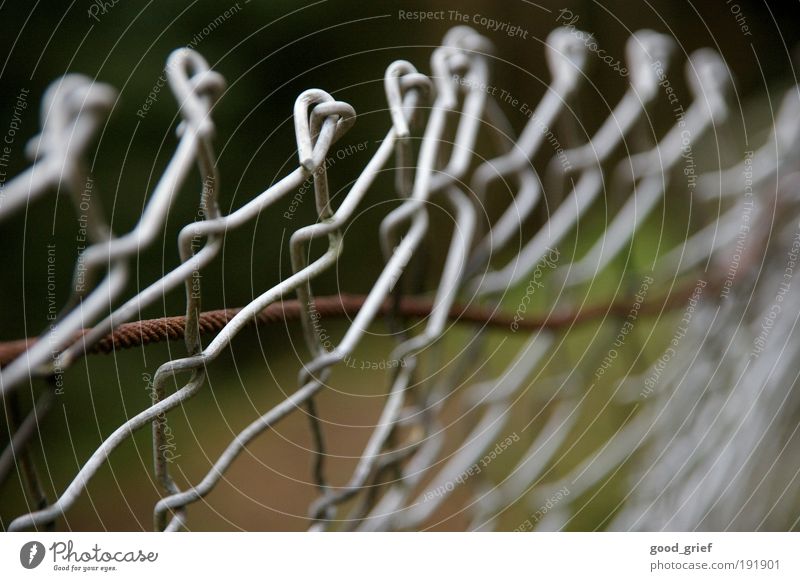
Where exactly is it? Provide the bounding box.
[2,21,800,531]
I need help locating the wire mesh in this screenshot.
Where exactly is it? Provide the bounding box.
[2,23,800,532]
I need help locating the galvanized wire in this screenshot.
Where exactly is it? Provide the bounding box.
[2,25,799,533]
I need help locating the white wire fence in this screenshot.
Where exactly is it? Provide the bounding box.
[2,24,800,531]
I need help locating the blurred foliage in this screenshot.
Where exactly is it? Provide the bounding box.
[1,0,799,530]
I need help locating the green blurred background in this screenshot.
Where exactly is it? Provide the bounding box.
[1,0,799,530]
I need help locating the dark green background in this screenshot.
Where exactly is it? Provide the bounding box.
[1,0,798,530]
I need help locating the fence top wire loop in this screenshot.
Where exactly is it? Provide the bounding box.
[384,60,431,138]
[0,75,116,224]
[293,89,355,171]
[167,48,226,138]
[626,29,676,100]
[544,26,591,93]
[686,47,733,117]
[31,74,117,163]
[442,25,495,53]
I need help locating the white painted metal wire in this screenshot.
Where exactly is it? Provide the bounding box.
[2,24,800,531]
